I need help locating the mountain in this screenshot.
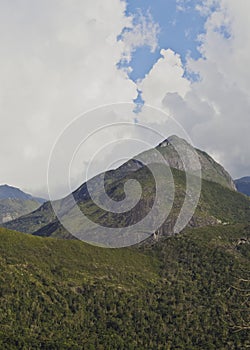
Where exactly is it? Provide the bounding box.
[157,135,236,190]
[0,184,45,203]
[2,135,248,245]
[0,224,249,348]
[1,136,249,348]
[0,185,46,224]
[234,176,250,196]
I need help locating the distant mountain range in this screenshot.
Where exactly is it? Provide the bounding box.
[3,135,250,246]
[0,185,46,224]
[234,176,250,196]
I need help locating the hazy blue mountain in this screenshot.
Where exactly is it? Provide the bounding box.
[0,184,45,203]
[234,176,250,196]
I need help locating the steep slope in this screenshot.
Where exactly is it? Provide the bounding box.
[0,226,249,348]
[235,176,250,196]
[2,136,246,242]
[157,135,236,190]
[0,185,46,223]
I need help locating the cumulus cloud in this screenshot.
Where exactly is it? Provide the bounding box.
[140,0,250,179]
[0,0,138,197]
[1,0,249,199]
[120,10,160,64]
[139,49,190,108]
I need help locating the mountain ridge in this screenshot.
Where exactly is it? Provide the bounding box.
[0,184,45,203]
[2,135,248,245]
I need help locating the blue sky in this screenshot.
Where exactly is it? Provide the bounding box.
[123,0,207,81]
[1,0,249,196]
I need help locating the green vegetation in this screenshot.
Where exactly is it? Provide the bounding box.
[1,138,249,348]
[0,225,249,349]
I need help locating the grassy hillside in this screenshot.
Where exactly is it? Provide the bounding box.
[0,225,249,349]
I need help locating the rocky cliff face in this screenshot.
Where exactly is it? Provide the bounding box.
[124,135,236,190]
[156,135,236,190]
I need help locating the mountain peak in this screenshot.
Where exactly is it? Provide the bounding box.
[155,135,236,190]
[158,135,187,148]
[0,184,28,200]
[0,184,45,203]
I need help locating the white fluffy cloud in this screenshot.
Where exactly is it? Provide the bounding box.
[139,48,190,107]
[0,0,138,197]
[140,0,250,179]
[1,0,249,199]
[120,10,160,64]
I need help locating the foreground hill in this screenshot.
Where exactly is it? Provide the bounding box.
[3,136,248,245]
[0,225,249,349]
[0,185,45,224]
[235,177,250,196]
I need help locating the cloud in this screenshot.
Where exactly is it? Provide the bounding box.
[176,0,194,12]
[139,1,250,179]
[139,49,190,108]
[0,0,138,197]
[119,10,160,64]
[1,0,249,199]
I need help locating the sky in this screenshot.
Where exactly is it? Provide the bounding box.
[0,0,250,198]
